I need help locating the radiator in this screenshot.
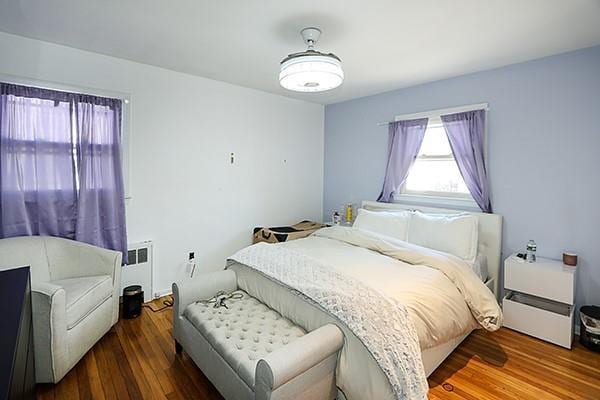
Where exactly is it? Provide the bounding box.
[121,240,154,303]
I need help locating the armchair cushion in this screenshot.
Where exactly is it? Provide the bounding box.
[53,275,113,330]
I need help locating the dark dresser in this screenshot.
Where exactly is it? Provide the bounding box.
[0,267,35,400]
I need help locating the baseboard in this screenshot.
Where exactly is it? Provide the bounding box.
[154,288,173,299]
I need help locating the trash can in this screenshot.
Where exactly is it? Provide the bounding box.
[123,285,144,319]
[580,305,600,352]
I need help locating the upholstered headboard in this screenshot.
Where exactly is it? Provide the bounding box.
[362,200,503,299]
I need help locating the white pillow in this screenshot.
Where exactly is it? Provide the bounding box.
[407,212,479,262]
[471,254,488,281]
[353,208,411,241]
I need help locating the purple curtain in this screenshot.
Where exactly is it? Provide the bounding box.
[441,110,492,213]
[0,84,78,238]
[0,82,127,260]
[74,96,128,260]
[377,118,428,202]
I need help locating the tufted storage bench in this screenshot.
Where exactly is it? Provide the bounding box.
[172,270,344,400]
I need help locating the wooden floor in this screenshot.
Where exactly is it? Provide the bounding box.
[37,298,600,400]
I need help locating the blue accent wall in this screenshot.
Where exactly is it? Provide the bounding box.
[324,45,600,307]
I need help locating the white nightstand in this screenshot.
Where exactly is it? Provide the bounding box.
[502,254,576,348]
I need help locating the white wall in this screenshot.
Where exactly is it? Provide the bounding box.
[0,32,324,296]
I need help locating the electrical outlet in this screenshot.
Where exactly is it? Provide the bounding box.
[189,251,195,260]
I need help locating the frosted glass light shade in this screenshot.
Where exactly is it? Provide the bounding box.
[279,54,344,92]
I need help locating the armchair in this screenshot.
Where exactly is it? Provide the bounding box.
[0,236,121,383]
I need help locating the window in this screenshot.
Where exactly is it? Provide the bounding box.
[1,82,128,256]
[4,97,123,192]
[399,117,473,201]
[0,74,131,198]
[3,96,76,192]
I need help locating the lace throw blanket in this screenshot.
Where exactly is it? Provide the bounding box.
[228,242,428,400]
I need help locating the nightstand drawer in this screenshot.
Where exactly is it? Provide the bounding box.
[503,291,574,348]
[504,256,575,304]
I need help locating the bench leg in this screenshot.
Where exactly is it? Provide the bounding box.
[175,340,183,354]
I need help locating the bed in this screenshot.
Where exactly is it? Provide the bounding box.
[226,201,503,400]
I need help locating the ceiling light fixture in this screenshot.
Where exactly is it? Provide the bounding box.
[279,27,344,92]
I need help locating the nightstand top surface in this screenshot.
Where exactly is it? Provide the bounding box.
[506,253,576,275]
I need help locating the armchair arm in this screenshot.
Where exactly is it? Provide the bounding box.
[255,324,343,400]
[172,270,237,317]
[31,281,68,383]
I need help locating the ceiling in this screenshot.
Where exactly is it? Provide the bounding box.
[1,1,600,105]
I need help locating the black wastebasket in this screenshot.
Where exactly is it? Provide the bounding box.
[580,305,600,352]
[123,285,144,319]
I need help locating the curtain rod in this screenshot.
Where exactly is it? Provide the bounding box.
[0,73,130,103]
[376,103,489,126]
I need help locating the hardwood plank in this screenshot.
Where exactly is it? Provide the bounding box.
[75,355,92,400]
[117,317,170,399]
[90,339,117,399]
[98,330,133,400]
[82,350,106,400]
[105,329,145,400]
[38,297,600,400]
[36,384,55,400]
[54,366,80,400]
[113,322,160,399]
[429,330,600,400]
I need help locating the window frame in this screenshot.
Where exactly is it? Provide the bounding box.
[391,104,488,210]
[0,73,132,200]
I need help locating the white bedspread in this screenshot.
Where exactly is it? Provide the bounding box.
[230,240,429,399]
[227,226,502,400]
[313,227,503,333]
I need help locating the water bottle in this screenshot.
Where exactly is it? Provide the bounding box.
[332,211,341,225]
[345,203,354,224]
[526,240,537,263]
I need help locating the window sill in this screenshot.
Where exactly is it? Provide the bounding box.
[393,193,480,211]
